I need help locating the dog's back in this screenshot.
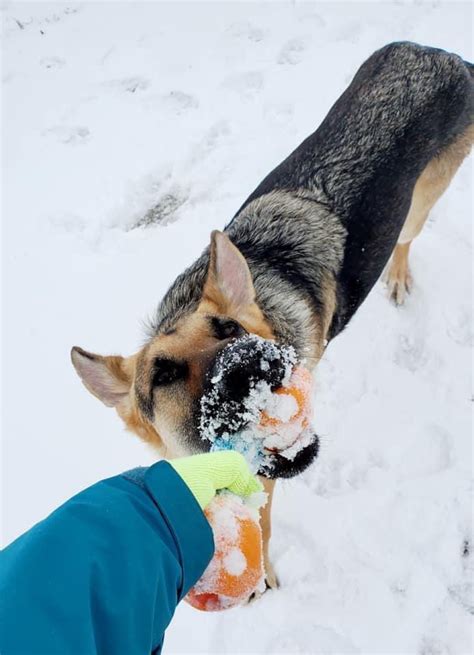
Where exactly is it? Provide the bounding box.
[153,42,473,347]
[233,42,473,334]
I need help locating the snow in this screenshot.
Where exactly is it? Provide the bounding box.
[2,1,472,653]
[265,393,299,423]
[223,548,247,577]
[261,366,314,457]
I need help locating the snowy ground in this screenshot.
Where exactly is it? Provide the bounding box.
[2,1,473,653]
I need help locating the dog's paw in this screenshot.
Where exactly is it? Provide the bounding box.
[246,561,279,604]
[384,252,413,305]
[264,560,280,591]
[247,580,278,604]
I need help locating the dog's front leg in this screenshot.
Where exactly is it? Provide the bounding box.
[260,477,279,590]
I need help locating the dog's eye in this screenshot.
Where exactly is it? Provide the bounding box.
[211,317,246,340]
[152,359,187,387]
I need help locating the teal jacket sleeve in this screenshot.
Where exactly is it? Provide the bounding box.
[0,461,215,655]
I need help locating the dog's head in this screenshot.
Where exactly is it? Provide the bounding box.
[72,232,273,453]
[71,230,319,476]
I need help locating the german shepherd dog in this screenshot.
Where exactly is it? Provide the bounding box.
[72,42,473,590]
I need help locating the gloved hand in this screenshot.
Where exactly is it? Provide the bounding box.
[169,451,263,509]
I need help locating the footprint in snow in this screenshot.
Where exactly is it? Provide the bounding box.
[144,90,198,115]
[445,307,473,347]
[393,333,427,372]
[163,90,198,113]
[419,634,457,655]
[103,76,150,94]
[222,71,264,98]
[5,5,81,35]
[43,125,90,145]
[451,561,473,608]
[131,188,189,229]
[295,8,327,28]
[226,20,265,43]
[40,56,65,70]
[277,37,309,66]
[189,120,231,164]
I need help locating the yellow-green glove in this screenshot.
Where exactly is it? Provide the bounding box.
[169,451,263,510]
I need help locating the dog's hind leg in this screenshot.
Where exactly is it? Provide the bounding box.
[385,124,474,305]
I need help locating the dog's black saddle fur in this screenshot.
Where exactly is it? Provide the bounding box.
[153,42,473,351]
[234,42,473,336]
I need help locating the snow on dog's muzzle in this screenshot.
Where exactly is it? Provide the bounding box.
[198,335,320,478]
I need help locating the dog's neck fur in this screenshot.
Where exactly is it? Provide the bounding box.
[151,189,346,362]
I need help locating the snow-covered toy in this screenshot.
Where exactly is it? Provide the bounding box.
[186,492,265,611]
[259,365,313,449]
[199,335,315,476]
[185,337,316,612]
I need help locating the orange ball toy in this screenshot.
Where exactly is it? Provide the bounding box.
[261,366,312,429]
[259,366,313,453]
[186,493,264,611]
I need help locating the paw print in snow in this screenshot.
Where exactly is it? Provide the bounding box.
[163,91,199,113]
[277,37,309,65]
[43,125,90,145]
[227,21,264,43]
[40,56,65,70]
[393,333,426,372]
[190,121,231,163]
[295,8,326,29]
[104,76,150,94]
[132,188,189,229]
[222,71,264,98]
[445,308,473,347]
[144,91,198,115]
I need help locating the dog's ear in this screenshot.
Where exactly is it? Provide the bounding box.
[70,347,132,408]
[203,231,256,311]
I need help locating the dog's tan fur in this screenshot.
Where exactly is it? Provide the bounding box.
[386,126,474,304]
